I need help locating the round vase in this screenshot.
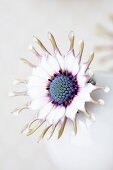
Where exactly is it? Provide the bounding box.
[45,72,113,170]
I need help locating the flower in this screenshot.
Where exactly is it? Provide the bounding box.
[95,14,113,71]
[10,32,109,142]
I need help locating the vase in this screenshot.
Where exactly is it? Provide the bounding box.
[45,72,113,170]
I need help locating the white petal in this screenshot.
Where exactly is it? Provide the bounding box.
[78,63,87,76]
[40,56,60,76]
[29,97,48,110]
[27,86,47,99]
[78,90,92,102]
[65,53,79,75]
[82,83,96,93]
[47,56,60,74]
[77,75,87,87]
[32,66,49,80]
[73,96,85,112]
[38,102,53,119]
[27,76,46,88]
[40,57,53,75]
[66,99,78,120]
[56,53,65,70]
[46,106,65,125]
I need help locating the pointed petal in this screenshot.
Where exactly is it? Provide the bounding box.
[78,40,84,63]
[58,117,67,139]
[38,102,53,119]
[27,86,47,99]
[68,31,74,52]
[77,75,87,87]
[78,90,92,102]
[78,52,94,75]
[78,64,87,76]
[11,105,29,116]
[47,55,60,74]
[34,36,51,56]
[73,118,77,135]
[82,83,97,93]
[37,125,52,142]
[56,53,65,70]
[73,96,86,112]
[86,52,94,70]
[13,79,27,85]
[27,120,46,136]
[65,53,79,75]
[27,76,46,88]
[40,56,53,75]
[48,32,62,55]
[73,94,94,118]
[29,97,48,110]
[66,98,78,121]
[48,32,65,70]
[48,123,58,139]
[28,45,42,58]
[46,106,65,125]
[20,58,36,68]
[32,66,49,80]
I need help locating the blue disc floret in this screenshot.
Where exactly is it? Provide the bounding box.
[46,70,79,107]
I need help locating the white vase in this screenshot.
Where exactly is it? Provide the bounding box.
[45,72,113,170]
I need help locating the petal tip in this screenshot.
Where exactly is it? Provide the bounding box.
[104,86,110,93]
[98,99,105,105]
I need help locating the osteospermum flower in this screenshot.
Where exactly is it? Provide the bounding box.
[10,32,109,141]
[96,14,113,71]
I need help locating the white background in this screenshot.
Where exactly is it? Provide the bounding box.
[0,0,113,170]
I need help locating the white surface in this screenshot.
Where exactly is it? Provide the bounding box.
[0,0,113,170]
[46,72,113,170]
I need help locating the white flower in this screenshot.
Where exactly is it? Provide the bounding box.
[96,14,113,71]
[11,32,109,141]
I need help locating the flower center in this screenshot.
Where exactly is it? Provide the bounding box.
[47,70,79,107]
